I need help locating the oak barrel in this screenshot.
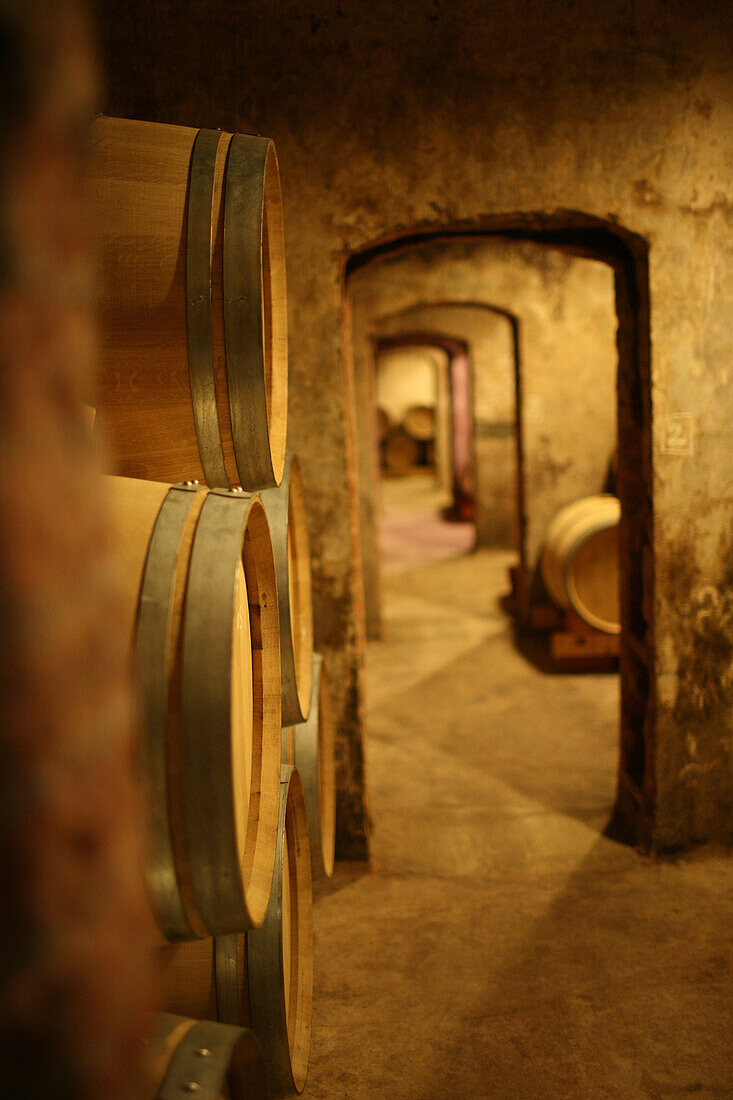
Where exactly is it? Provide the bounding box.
[147,1014,266,1099]
[259,454,314,725]
[159,766,313,1097]
[402,404,436,442]
[283,653,336,878]
[376,406,392,442]
[540,494,621,634]
[107,476,282,939]
[89,115,287,490]
[383,427,420,474]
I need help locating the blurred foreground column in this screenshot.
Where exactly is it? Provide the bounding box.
[0,2,154,1095]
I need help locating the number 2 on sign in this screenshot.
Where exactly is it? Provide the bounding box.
[662,415,693,456]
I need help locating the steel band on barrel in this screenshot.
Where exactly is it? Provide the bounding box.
[186,128,229,489]
[154,1014,265,1100]
[223,134,276,489]
[136,483,201,942]
[180,488,266,934]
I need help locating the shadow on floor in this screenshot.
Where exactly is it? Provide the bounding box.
[313,860,371,904]
[498,592,620,678]
[405,836,733,1099]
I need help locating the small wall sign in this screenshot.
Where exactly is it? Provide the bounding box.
[661,415,694,456]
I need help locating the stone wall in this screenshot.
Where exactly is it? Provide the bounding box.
[96,0,733,853]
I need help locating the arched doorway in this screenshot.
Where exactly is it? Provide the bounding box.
[344,212,652,846]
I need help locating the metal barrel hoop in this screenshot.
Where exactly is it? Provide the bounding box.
[136,483,202,941]
[215,933,243,1027]
[260,453,313,726]
[186,128,229,489]
[179,488,262,934]
[223,134,276,490]
[154,1015,266,1100]
[294,653,333,879]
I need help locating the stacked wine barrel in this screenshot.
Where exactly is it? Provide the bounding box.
[89,115,336,1098]
[380,404,437,475]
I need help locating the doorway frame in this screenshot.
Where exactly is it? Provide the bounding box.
[343,212,653,847]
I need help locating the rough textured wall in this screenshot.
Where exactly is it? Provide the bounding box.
[96,0,733,852]
[0,1,154,1093]
[350,240,616,632]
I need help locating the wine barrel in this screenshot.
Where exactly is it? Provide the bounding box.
[283,654,336,878]
[259,454,314,725]
[540,494,621,634]
[383,427,420,475]
[89,115,288,490]
[107,476,281,940]
[376,406,392,442]
[147,1013,266,1099]
[159,767,313,1097]
[402,404,436,442]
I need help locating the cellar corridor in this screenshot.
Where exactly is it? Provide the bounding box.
[308,525,733,1098]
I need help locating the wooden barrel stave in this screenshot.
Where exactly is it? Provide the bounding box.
[89,116,287,490]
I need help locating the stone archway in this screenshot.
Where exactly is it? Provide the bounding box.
[345,212,652,847]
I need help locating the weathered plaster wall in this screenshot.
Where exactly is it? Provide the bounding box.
[350,241,617,633]
[97,0,733,852]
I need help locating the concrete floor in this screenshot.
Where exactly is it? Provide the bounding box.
[307,478,733,1099]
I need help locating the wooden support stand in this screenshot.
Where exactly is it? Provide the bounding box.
[548,610,619,672]
[530,602,564,633]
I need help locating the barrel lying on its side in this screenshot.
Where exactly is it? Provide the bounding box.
[540,494,621,634]
[159,767,313,1097]
[259,454,314,725]
[382,427,420,474]
[147,1013,266,1099]
[376,406,392,443]
[108,476,281,941]
[283,653,336,878]
[89,115,288,490]
[402,404,436,442]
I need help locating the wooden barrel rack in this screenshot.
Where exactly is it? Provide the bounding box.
[147,1013,266,1099]
[89,115,288,490]
[283,653,336,879]
[107,475,282,940]
[260,453,314,725]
